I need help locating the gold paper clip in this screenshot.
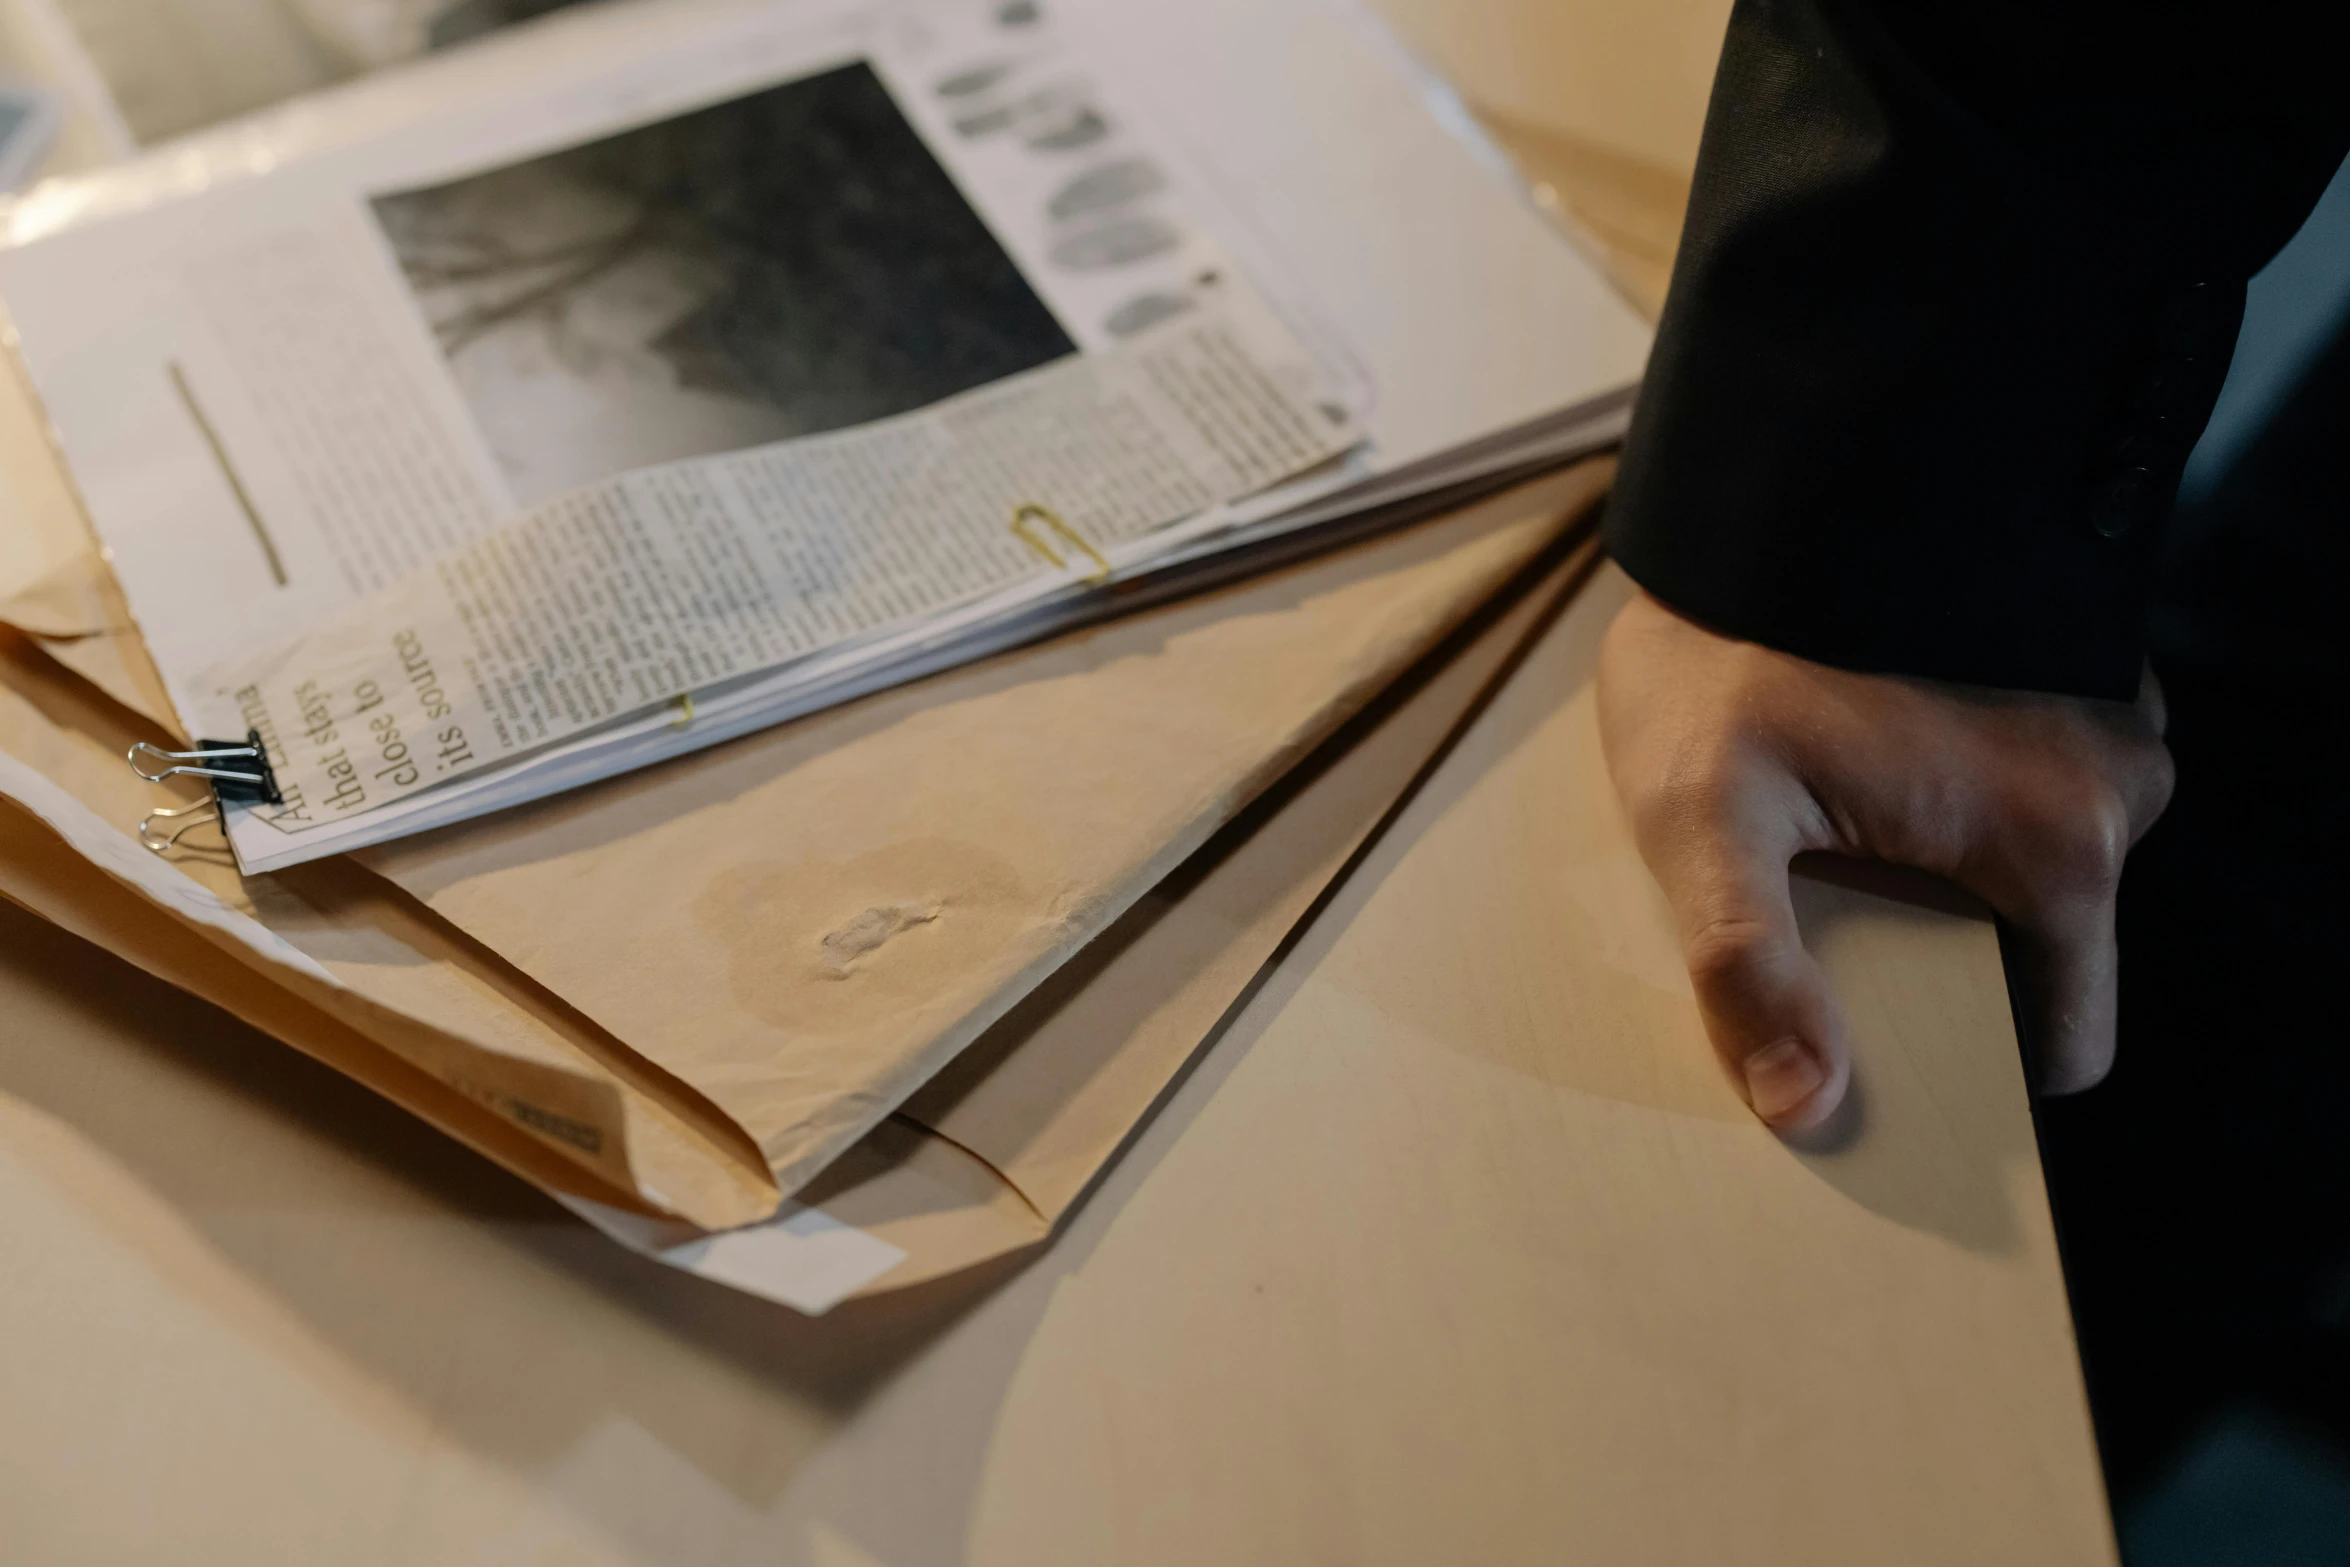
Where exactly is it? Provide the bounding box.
[1009,503,1113,585]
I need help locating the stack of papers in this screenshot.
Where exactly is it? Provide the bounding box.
[0,0,1648,871]
[0,465,1616,1311]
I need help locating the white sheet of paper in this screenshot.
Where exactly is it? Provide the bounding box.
[559,1196,909,1317]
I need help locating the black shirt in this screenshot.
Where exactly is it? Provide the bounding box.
[1603,0,2350,700]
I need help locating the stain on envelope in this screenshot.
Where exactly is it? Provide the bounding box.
[696,838,1035,1035]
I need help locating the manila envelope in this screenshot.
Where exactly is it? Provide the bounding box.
[795,534,1600,1300]
[0,443,1609,1304]
[355,469,1611,1199]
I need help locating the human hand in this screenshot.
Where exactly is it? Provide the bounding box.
[1597,588,2175,1133]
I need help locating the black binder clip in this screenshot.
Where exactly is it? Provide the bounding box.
[127,730,281,854]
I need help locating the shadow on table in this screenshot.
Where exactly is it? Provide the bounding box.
[0,897,1059,1559]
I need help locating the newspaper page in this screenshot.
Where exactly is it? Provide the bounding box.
[0,0,1650,868]
[0,0,1334,710]
[197,291,1353,829]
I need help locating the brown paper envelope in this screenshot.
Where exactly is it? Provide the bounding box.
[0,357,758,1218]
[0,558,785,1236]
[0,629,784,1228]
[0,798,654,1216]
[0,552,129,641]
[0,212,1613,1221]
[0,348,184,731]
[0,526,1593,1305]
[0,541,181,734]
[0,460,1606,1238]
[29,627,182,735]
[812,537,1600,1294]
[364,464,1613,1199]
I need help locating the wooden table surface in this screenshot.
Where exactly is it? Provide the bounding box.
[0,3,2117,1562]
[0,560,2113,1566]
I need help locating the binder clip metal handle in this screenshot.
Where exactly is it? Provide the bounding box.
[127,740,267,788]
[138,800,222,855]
[125,729,284,855]
[125,730,283,806]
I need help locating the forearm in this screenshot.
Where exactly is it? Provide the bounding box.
[1605,0,2350,699]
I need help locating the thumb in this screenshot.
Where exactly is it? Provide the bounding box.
[1648,814,1852,1133]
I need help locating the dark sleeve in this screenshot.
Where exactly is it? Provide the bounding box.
[1602,0,2350,699]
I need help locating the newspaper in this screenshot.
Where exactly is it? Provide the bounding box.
[0,0,1653,870]
[199,292,1353,827]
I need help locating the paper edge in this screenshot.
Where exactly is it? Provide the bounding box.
[0,745,340,986]
[557,1194,908,1318]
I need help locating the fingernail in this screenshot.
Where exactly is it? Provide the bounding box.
[1744,1039,1827,1125]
